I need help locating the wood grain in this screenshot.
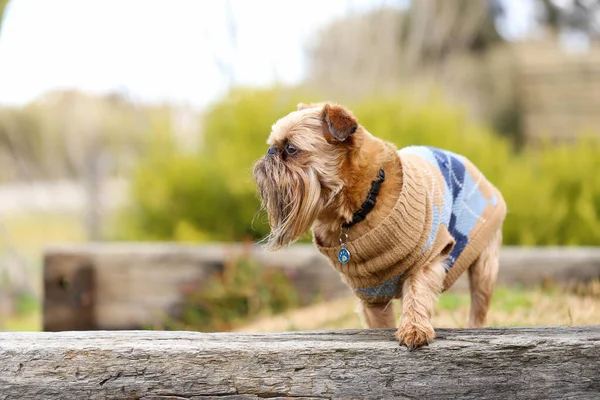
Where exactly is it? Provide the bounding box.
[1,327,599,399]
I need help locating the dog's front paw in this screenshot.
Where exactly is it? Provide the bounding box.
[395,321,435,351]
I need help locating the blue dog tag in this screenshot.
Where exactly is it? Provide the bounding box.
[338,248,350,264]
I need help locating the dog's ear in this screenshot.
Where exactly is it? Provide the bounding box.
[321,103,358,142]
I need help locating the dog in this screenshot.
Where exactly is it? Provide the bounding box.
[252,102,506,350]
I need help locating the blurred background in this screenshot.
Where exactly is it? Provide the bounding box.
[0,0,599,332]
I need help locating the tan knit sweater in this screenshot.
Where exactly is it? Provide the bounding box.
[314,146,506,304]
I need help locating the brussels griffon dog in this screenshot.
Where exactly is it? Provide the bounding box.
[252,102,506,350]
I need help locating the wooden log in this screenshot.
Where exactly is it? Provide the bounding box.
[1,327,599,399]
[43,245,600,331]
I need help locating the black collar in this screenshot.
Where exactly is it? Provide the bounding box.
[342,168,385,229]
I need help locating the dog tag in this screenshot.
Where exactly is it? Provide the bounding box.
[338,247,350,264]
[338,226,350,264]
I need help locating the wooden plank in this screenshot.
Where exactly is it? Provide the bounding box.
[0,327,599,399]
[43,245,600,331]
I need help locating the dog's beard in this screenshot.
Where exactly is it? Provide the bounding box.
[253,156,322,250]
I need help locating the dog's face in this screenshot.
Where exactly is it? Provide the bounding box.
[252,102,361,250]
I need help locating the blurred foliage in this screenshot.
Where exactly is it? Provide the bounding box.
[121,86,600,246]
[306,3,521,143]
[0,90,170,182]
[499,138,600,246]
[161,256,299,332]
[120,87,309,242]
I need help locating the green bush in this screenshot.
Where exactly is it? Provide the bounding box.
[120,87,310,241]
[120,87,600,246]
[159,256,300,332]
[499,139,600,245]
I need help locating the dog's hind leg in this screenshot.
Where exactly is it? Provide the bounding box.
[467,228,502,328]
[357,300,396,328]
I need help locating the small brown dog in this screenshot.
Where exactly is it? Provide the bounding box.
[253,102,506,350]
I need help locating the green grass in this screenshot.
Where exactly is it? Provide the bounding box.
[3,311,40,331]
[1,212,86,254]
[0,211,86,332]
[236,282,600,332]
[437,291,470,311]
[1,292,42,331]
[491,286,534,313]
[438,286,534,313]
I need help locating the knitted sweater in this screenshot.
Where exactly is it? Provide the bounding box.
[314,146,507,304]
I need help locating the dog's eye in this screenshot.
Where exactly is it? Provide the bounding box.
[285,143,299,155]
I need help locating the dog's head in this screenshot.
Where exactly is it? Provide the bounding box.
[252,102,362,250]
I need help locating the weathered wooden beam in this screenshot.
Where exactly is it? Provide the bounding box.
[43,244,600,331]
[1,326,599,399]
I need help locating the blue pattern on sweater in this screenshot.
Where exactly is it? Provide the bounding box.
[355,146,497,299]
[401,146,495,269]
[357,274,402,298]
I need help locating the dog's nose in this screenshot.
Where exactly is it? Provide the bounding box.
[267,146,278,156]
